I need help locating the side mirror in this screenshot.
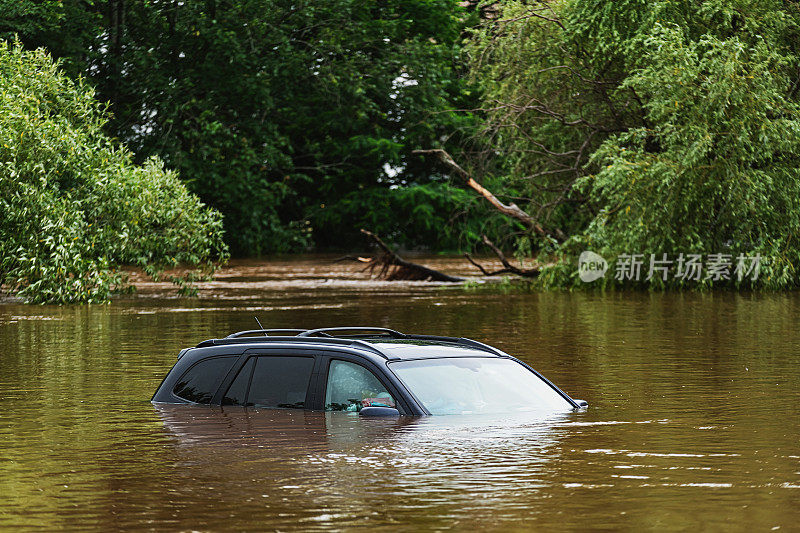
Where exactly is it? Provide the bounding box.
[574,399,588,408]
[359,406,400,417]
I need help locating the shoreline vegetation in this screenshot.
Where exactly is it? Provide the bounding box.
[0,42,228,304]
[2,0,800,303]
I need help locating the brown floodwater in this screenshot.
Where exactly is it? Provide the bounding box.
[1,256,799,530]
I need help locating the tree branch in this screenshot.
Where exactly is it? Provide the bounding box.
[413,148,565,242]
[464,235,540,278]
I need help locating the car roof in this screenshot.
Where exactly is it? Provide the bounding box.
[189,327,509,362]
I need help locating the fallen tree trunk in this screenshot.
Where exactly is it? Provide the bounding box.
[359,229,464,282]
[464,235,540,278]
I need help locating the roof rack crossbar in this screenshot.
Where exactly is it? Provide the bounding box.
[297,327,407,338]
[226,329,308,338]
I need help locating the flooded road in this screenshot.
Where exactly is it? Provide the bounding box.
[1,257,799,530]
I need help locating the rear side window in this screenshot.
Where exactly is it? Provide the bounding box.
[246,356,315,408]
[173,356,236,403]
[222,357,255,405]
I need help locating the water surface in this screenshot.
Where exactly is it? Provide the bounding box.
[1,257,799,530]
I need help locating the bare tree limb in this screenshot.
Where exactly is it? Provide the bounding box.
[481,235,539,276]
[465,235,540,278]
[413,148,565,242]
[413,149,538,231]
[464,253,516,276]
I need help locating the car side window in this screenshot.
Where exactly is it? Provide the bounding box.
[325,359,395,412]
[246,356,315,409]
[222,357,255,405]
[173,356,236,404]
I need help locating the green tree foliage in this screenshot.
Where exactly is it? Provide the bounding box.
[0,0,101,75]
[311,183,510,250]
[8,0,481,254]
[467,0,800,288]
[0,42,228,303]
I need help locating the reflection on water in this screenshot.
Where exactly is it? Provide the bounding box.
[1,257,799,530]
[154,406,573,530]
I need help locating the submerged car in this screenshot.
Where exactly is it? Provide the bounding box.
[152,327,587,416]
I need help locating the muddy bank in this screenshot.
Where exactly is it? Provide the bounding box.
[125,254,512,299]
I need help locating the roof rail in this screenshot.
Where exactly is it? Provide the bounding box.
[198,327,505,359]
[196,335,389,358]
[454,337,508,356]
[403,334,508,356]
[298,327,407,338]
[226,329,308,338]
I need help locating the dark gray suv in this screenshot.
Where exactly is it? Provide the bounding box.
[152,327,586,416]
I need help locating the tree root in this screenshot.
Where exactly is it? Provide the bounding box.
[359,229,464,282]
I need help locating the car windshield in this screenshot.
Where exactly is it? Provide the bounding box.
[390,357,574,415]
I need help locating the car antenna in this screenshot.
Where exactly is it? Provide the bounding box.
[254,316,268,336]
